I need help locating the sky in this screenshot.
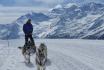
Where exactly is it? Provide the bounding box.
[0,0,104,24]
[0,0,63,7]
[0,0,64,24]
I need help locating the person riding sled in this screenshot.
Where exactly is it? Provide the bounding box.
[23,19,35,47]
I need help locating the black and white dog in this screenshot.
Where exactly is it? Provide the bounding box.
[18,41,36,63]
[36,43,47,70]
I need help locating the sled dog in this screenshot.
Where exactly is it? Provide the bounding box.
[36,43,47,70]
[18,41,36,63]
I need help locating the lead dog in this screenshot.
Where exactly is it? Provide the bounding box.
[18,41,36,63]
[36,43,47,70]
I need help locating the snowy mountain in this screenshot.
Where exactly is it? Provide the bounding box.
[47,2,104,39]
[0,12,50,39]
[1,2,104,39]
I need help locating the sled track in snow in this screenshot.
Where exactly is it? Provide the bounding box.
[0,39,104,70]
[48,49,94,70]
[0,47,94,70]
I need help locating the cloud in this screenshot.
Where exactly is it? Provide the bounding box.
[0,6,49,24]
[33,0,63,4]
[0,4,3,7]
[0,0,64,8]
[0,0,104,7]
[32,0,64,7]
[0,0,104,24]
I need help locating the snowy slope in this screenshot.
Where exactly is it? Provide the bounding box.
[0,39,104,70]
[0,12,51,39]
[47,2,104,39]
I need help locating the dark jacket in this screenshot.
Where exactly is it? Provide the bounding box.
[23,23,33,34]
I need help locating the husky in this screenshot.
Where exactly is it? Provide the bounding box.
[36,43,47,70]
[18,41,36,63]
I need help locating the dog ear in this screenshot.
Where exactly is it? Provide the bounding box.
[38,48,41,52]
[40,43,46,48]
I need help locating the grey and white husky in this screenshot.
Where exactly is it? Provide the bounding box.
[36,43,47,70]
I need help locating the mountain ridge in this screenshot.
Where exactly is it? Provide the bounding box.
[1,2,104,39]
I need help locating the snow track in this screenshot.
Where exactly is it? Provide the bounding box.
[0,39,104,70]
[49,50,94,70]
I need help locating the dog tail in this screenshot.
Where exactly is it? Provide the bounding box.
[18,46,23,49]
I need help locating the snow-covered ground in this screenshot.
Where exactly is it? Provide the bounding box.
[0,39,104,70]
